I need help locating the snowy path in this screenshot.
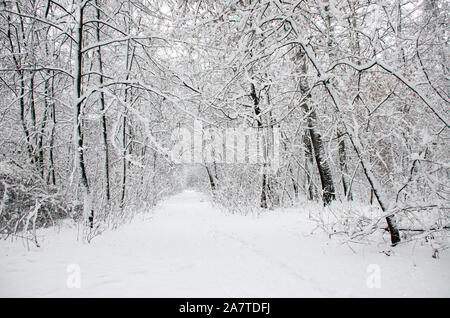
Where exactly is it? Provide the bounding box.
[1,190,449,297]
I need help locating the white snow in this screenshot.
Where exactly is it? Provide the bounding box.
[0,190,449,297]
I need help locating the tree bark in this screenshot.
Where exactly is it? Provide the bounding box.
[298,69,335,204]
[95,0,111,203]
[303,132,315,200]
[73,1,93,228]
[337,129,352,200]
[250,83,269,209]
[205,165,217,193]
[305,112,336,206]
[46,75,56,186]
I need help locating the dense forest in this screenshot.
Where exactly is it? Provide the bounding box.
[0,0,448,253]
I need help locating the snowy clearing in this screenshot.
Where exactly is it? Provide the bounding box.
[0,190,449,298]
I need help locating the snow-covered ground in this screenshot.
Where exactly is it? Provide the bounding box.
[0,190,449,297]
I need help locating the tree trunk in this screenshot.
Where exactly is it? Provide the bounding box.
[337,129,352,200]
[120,3,135,210]
[297,49,335,206]
[205,165,217,193]
[120,109,128,209]
[305,112,336,206]
[95,0,111,203]
[303,132,315,201]
[250,83,269,209]
[73,1,93,228]
[47,81,56,186]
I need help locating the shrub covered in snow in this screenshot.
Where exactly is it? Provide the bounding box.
[0,161,74,245]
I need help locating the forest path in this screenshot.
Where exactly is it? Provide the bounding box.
[1,190,449,297]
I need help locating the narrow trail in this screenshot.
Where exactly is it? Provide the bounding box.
[0,190,449,297]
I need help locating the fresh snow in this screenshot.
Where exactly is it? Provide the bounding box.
[0,190,449,297]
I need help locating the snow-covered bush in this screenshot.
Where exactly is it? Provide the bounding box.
[308,198,449,257]
[0,161,72,245]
